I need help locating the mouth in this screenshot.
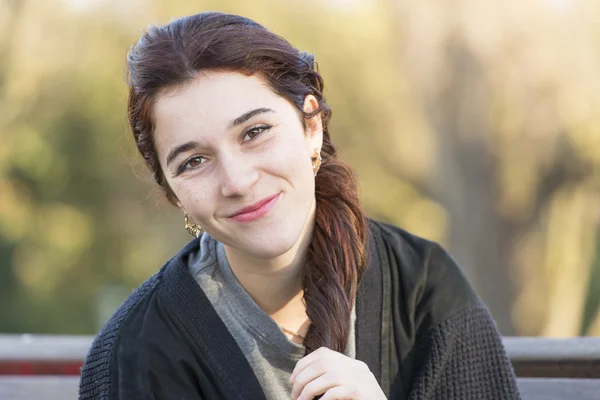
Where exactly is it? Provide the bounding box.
[228,193,281,222]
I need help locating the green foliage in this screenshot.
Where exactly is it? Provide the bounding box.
[1,0,599,336]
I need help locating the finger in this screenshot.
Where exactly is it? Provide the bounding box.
[320,385,359,400]
[297,373,342,400]
[290,347,332,383]
[290,359,328,400]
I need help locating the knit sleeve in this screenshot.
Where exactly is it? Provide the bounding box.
[407,302,521,400]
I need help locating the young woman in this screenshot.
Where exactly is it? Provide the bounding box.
[79,12,520,400]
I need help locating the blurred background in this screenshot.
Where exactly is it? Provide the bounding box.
[0,0,599,337]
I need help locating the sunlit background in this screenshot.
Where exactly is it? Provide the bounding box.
[1,0,599,337]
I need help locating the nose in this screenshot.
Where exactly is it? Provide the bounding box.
[218,154,259,198]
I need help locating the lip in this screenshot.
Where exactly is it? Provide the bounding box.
[228,193,281,222]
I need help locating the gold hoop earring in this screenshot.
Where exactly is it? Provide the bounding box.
[311,148,322,177]
[184,213,202,238]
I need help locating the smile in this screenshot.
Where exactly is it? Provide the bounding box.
[228,193,281,222]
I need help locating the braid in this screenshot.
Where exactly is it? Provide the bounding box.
[303,138,369,354]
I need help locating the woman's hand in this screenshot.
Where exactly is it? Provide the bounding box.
[290,347,387,400]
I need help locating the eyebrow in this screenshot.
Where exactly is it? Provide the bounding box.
[166,141,199,167]
[229,107,274,129]
[165,107,275,167]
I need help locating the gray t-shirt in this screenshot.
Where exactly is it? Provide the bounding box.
[187,233,356,400]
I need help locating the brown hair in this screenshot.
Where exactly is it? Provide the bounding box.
[127,12,368,354]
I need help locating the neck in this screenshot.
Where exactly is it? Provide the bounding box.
[223,206,315,318]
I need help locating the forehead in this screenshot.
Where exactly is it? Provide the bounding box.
[153,71,287,138]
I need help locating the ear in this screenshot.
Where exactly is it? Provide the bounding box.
[302,95,324,152]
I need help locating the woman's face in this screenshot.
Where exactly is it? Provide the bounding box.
[153,71,323,259]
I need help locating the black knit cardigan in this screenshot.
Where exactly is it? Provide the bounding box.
[79,220,521,399]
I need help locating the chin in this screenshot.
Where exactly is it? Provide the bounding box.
[251,233,299,259]
[240,222,306,260]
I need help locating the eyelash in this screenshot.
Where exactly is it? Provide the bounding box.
[176,124,272,175]
[243,124,271,142]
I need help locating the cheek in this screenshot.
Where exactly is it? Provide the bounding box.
[169,178,214,211]
[280,151,315,198]
[269,131,312,173]
[269,144,311,185]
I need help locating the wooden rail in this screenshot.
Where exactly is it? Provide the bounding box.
[504,336,600,378]
[0,335,90,375]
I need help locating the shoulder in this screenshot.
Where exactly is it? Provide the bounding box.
[368,219,479,335]
[79,238,200,399]
[369,219,432,266]
[78,270,163,398]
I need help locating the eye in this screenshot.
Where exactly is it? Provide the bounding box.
[187,156,204,168]
[243,124,271,142]
[178,155,206,174]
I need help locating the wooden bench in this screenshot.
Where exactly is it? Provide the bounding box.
[505,336,600,378]
[0,335,598,399]
[506,337,600,399]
